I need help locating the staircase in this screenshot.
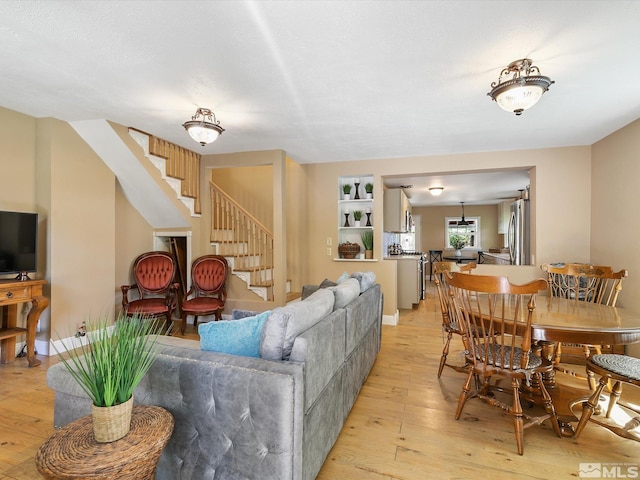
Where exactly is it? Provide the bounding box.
[128,128,280,302]
[128,128,202,217]
[209,181,276,302]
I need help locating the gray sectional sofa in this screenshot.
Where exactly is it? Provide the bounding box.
[47,273,383,480]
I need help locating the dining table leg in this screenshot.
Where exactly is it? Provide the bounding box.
[537,340,558,388]
[534,340,581,436]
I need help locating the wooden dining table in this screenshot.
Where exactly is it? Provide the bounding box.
[525,295,640,436]
[470,293,640,436]
[531,295,640,347]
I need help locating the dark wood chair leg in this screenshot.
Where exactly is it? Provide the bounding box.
[180,312,187,335]
[163,313,173,335]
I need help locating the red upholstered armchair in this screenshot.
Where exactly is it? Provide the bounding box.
[121,251,179,332]
[181,255,229,335]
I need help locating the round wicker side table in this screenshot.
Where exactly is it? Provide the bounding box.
[35,405,174,480]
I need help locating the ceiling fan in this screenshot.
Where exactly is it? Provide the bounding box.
[458,202,469,226]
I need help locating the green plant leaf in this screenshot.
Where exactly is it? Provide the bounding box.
[361,230,373,250]
[53,312,162,407]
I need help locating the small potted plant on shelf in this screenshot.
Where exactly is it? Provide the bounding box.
[365,183,374,199]
[342,184,352,200]
[53,312,163,443]
[361,230,374,259]
[353,210,363,227]
[449,234,467,257]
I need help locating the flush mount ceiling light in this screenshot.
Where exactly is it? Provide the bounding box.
[458,202,469,226]
[487,58,554,116]
[429,187,444,196]
[182,107,225,146]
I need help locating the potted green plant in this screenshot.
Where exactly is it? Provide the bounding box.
[353,209,363,226]
[450,234,467,256]
[361,230,374,259]
[53,312,163,442]
[364,183,374,199]
[342,183,352,200]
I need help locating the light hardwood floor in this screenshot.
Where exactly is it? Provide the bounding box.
[1,285,639,480]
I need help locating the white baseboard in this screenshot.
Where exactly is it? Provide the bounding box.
[49,325,116,356]
[382,311,399,326]
[36,339,50,356]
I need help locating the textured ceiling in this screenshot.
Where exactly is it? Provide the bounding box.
[2,1,640,200]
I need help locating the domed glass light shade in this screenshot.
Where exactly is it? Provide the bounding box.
[488,59,554,115]
[183,108,225,146]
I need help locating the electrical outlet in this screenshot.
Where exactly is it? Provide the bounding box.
[327,247,332,256]
[326,237,332,246]
[75,321,86,338]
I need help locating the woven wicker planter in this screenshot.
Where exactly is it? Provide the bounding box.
[91,396,134,443]
[338,242,361,259]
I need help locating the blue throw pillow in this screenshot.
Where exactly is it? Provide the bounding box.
[336,271,350,284]
[199,310,271,357]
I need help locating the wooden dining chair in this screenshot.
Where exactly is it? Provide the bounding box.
[540,263,628,388]
[573,354,640,441]
[447,272,562,455]
[433,261,477,377]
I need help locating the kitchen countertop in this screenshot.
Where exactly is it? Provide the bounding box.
[481,252,510,259]
[384,255,425,260]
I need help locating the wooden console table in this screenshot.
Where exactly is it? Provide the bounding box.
[35,405,174,480]
[0,278,48,367]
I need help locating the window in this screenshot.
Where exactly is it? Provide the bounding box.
[445,217,481,249]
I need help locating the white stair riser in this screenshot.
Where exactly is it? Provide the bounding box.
[127,129,198,217]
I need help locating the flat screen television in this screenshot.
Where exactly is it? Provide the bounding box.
[0,210,38,280]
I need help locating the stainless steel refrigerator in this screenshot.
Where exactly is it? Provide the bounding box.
[507,199,530,265]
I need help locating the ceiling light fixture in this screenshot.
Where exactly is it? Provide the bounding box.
[458,202,469,226]
[182,107,225,146]
[487,58,554,116]
[429,187,444,196]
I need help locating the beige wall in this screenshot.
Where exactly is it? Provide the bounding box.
[210,165,274,230]
[201,150,295,310]
[0,107,40,352]
[285,156,309,292]
[414,204,500,252]
[114,181,154,289]
[0,107,37,210]
[303,146,591,316]
[591,118,640,357]
[36,117,116,346]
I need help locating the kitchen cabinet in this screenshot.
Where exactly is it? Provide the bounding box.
[397,257,421,309]
[384,188,412,232]
[337,175,375,260]
[497,200,511,236]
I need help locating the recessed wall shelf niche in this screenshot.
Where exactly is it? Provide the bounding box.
[336,175,376,261]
